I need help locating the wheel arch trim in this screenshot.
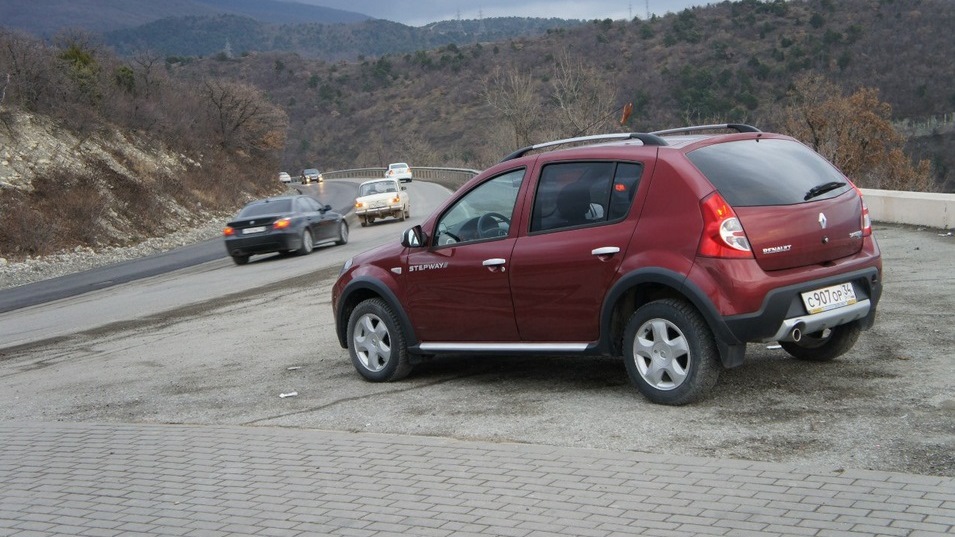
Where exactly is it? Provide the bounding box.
[600,267,746,368]
[335,276,419,349]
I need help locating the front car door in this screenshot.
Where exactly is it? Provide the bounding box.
[400,169,526,344]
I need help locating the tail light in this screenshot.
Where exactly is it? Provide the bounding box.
[698,192,752,258]
[856,187,872,237]
[223,226,235,236]
[273,218,291,230]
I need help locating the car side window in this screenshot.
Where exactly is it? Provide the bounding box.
[608,163,643,220]
[295,198,310,213]
[434,169,525,246]
[531,162,611,232]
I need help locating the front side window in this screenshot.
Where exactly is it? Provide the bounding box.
[435,169,525,246]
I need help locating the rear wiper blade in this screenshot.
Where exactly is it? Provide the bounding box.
[804,181,846,201]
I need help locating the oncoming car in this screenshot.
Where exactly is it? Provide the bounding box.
[223,195,347,265]
[301,168,323,184]
[331,124,883,405]
[354,178,410,227]
[385,162,413,182]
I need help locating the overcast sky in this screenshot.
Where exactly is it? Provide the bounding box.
[300,0,708,26]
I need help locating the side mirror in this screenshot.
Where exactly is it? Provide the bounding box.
[324,204,332,212]
[401,186,407,191]
[401,225,426,248]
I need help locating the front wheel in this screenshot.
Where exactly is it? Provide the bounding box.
[623,299,720,405]
[232,255,249,266]
[780,322,861,362]
[347,298,412,382]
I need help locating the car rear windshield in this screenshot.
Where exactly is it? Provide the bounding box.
[686,139,851,207]
[239,199,291,217]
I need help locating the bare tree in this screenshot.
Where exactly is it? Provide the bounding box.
[482,65,542,147]
[200,78,288,153]
[550,49,618,136]
[131,50,164,98]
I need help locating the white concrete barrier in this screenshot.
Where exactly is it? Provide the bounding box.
[861,188,954,230]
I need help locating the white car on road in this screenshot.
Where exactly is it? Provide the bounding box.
[355,178,410,227]
[385,162,412,182]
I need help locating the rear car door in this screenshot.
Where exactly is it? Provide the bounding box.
[686,138,865,271]
[509,161,645,342]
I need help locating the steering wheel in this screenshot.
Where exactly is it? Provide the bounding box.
[477,212,511,238]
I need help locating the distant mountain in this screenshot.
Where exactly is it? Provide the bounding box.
[104,15,583,60]
[0,0,370,37]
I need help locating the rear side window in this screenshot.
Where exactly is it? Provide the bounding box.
[687,139,850,207]
[531,161,643,232]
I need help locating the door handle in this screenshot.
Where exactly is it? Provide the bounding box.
[591,246,620,256]
[483,258,507,272]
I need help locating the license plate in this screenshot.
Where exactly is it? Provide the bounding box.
[801,283,857,314]
[243,226,267,234]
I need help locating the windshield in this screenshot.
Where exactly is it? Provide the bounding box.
[359,181,398,196]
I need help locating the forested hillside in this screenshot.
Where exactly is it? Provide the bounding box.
[174,0,954,190]
[2,0,954,260]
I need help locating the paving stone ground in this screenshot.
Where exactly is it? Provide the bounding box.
[0,422,952,536]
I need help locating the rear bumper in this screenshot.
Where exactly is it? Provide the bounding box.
[720,266,882,343]
[224,232,299,257]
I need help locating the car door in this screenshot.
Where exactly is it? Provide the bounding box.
[400,169,526,343]
[509,161,644,343]
[303,196,336,241]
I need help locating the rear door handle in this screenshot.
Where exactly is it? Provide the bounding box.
[591,247,620,256]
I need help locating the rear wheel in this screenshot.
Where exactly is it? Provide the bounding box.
[347,298,412,382]
[335,221,349,245]
[298,229,313,255]
[623,299,720,405]
[232,255,249,266]
[780,322,861,362]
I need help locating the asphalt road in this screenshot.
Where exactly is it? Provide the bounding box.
[0,193,952,478]
[0,179,361,314]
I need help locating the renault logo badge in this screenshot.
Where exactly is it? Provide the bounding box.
[818,212,828,229]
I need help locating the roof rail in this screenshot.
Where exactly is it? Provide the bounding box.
[500,132,668,162]
[650,123,761,136]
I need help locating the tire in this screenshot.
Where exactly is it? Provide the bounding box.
[232,255,249,266]
[335,221,349,245]
[347,298,412,382]
[780,322,861,362]
[360,217,368,228]
[622,299,720,405]
[298,229,313,256]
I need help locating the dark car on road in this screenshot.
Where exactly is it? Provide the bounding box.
[332,124,882,405]
[223,195,348,265]
[301,168,323,184]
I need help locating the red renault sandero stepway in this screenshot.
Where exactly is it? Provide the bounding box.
[332,124,882,405]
